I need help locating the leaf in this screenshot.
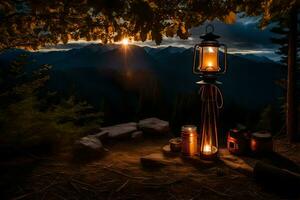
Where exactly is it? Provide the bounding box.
[177,24,189,39]
[224,11,236,24]
[165,26,176,37]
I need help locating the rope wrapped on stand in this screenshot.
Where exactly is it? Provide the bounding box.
[198,83,223,158]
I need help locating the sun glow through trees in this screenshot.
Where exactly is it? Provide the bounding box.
[122,38,129,46]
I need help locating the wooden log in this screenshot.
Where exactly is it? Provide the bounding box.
[162,145,215,168]
[266,152,300,174]
[140,153,183,169]
[253,161,300,195]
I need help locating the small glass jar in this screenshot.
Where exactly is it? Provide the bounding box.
[181,125,198,156]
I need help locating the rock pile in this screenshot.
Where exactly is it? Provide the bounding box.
[73,136,104,159]
[138,118,170,135]
[73,118,169,159]
[101,122,138,139]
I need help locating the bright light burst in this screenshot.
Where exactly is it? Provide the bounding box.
[122,38,129,46]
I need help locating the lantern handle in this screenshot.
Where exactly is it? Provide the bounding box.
[205,24,214,34]
[193,44,201,75]
[219,43,227,74]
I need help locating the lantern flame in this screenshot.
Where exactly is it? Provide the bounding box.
[207,47,215,53]
[206,62,214,67]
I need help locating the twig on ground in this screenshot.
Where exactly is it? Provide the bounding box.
[100,179,116,185]
[25,152,56,161]
[13,177,59,200]
[201,185,233,198]
[141,176,187,188]
[12,192,35,200]
[41,190,49,200]
[190,188,203,200]
[116,179,129,192]
[103,167,148,180]
[167,188,178,200]
[69,180,81,193]
[189,176,233,198]
[52,192,67,200]
[33,171,66,178]
[70,178,99,190]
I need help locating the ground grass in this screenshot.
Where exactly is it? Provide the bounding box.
[3,137,298,200]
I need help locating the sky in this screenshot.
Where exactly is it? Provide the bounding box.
[41,16,280,61]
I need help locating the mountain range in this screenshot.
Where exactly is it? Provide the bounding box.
[0,44,284,123]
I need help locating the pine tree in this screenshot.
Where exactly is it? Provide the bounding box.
[0,55,103,150]
[270,11,300,141]
[271,17,300,65]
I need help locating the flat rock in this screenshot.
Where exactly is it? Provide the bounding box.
[140,153,182,168]
[100,122,137,139]
[131,131,143,139]
[73,136,104,159]
[162,145,216,167]
[93,130,109,140]
[138,118,169,135]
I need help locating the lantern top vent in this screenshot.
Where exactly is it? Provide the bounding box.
[200,24,220,42]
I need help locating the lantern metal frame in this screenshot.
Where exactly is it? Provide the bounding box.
[192,24,228,79]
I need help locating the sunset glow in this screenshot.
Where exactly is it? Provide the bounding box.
[122,38,129,46]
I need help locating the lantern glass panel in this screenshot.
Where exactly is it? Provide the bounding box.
[199,46,219,72]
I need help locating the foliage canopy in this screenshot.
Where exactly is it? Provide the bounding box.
[0,0,297,50]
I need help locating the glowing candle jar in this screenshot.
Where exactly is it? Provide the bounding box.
[200,143,218,160]
[181,125,198,156]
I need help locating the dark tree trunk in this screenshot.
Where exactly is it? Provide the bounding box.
[287,7,298,142]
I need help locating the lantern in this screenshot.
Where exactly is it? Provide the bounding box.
[193,24,227,77]
[193,25,228,160]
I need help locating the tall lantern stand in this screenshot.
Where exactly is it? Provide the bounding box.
[193,25,228,160]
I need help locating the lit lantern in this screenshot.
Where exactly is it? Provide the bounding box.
[192,25,228,160]
[193,24,227,76]
[181,125,198,156]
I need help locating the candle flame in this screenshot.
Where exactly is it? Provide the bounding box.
[203,145,212,153]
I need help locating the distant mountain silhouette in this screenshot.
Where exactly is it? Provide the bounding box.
[0,44,284,113]
[235,54,275,64]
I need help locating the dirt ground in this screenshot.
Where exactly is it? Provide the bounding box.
[1,136,300,200]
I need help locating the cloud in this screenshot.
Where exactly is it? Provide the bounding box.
[39,40,101,52]
[39,17,280,60]
[142,18,279,60]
